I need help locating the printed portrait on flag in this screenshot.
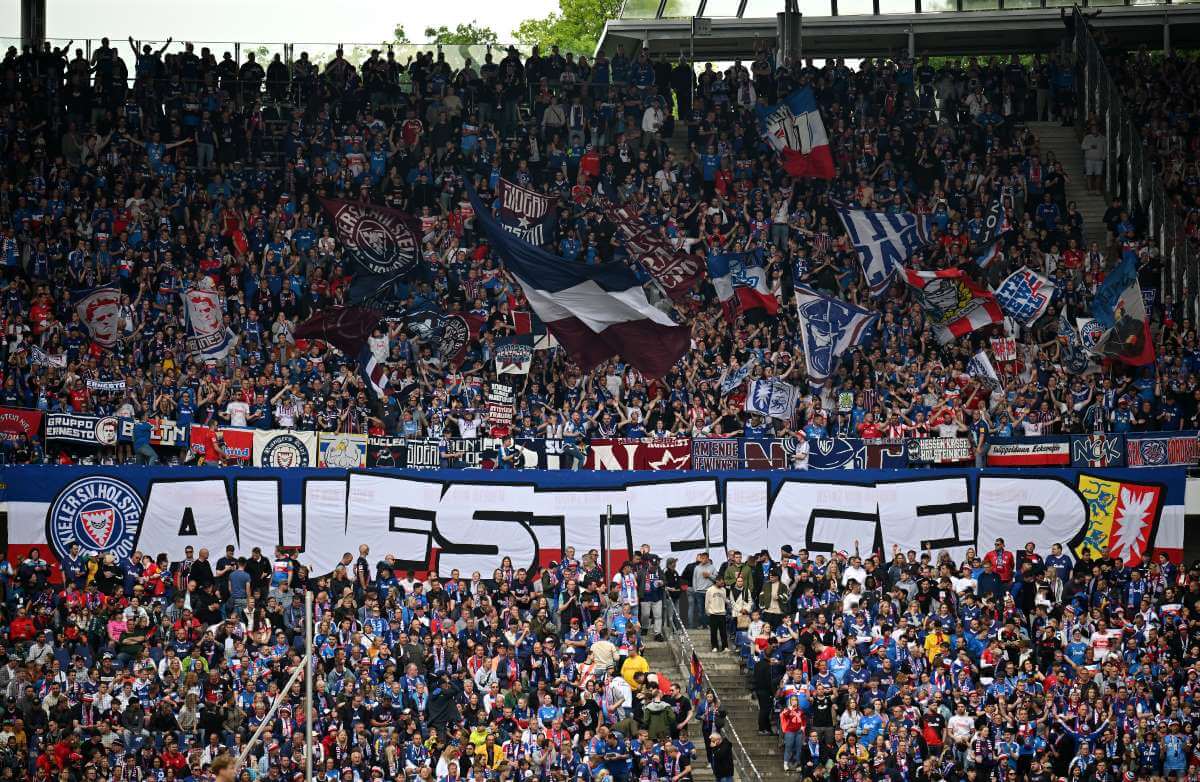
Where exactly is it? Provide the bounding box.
[183,288,232,360]
[74,287,123,348]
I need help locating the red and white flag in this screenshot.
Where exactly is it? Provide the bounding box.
[904,268,1003,344]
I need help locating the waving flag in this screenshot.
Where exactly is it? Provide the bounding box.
[359,345,390,401]
[294,306,383,357]
[182,288,234,360]
[708,251,779,322]
[745,378,798,420]
[608,206,704,302]
[439,313,486,371]
[1075,474,1164,566]
[467,181,690,378]
[966,350,1002,389]
[836,206,933,298]
[794,285,879,384]
[320,197,424,304]
[74,286,124,349]
[994,267,1055,327]
[904,268,1003,344]
[29,345,66,368]
[497,177,558,245]
[1090,251,1154,366]
[494,335,534,375]
[755,87,835,179]
[970,200,1008,269]
[719,356,757,396]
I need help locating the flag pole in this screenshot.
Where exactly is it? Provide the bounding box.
[305,589,314,782]
[605,505,612,583]
[237,653,308,769]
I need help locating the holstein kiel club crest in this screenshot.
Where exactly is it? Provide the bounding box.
[47,476,144,563]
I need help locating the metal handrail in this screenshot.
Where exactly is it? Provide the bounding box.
[661,598,765,782]
[1072,6,1196,321]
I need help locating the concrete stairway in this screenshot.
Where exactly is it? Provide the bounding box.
[645,628,793,782]
[641,641,718,782]
[1027,121,1110,249]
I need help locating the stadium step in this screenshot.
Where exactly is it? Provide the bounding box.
[640,641,717,782]
[675,629,797,782]
[1027,121,1112,250]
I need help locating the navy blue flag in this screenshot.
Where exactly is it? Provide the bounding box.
[497,178,558,245]
[835,206,933,298]
[793,284,880,384]
[466,180,690,378]
[320,197,424,305]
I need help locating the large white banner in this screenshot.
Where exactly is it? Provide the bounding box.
[3,468,1187,580]
[252,430,318,467]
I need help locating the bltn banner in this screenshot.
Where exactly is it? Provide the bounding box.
[116,418,188,447]
[252,430,319,468]
[4,467,1187,583]
[1126,431,1200,467]
[0,407,43,443]
[494,336,534,375]
[318,433,368,468]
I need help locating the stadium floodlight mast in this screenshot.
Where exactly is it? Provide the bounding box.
[235,590,315,781]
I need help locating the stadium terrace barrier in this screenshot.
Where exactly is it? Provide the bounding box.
[3,466,1189,581]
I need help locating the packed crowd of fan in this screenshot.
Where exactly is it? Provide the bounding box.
[3,532,1198,782]
[0,38,1191,468]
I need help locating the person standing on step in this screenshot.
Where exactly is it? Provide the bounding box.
[1082,123,1106,195]
[705,579,728,653]
[754,637,781,736]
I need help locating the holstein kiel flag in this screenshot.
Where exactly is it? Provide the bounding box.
[756,87,835,179]
[904,268,1003,344]
[707,251,780,323]
[467,182,690,378]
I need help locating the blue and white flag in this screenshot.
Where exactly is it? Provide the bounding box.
[969,200,1008,269]
[974,238,1004,269]
[182,288,233,360]
[994,267,1055,327]
[966,350,1002,389]
[794,284,880,384]
[835,206,933,298]
[719,356,757,396]
[359,345,390,401]
[744,378,799,420]
[29,344,67,368]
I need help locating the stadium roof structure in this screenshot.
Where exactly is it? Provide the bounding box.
[597,2,1200,59]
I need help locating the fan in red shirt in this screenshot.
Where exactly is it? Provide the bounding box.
[857,414,883,440]
[983,538,1016,583]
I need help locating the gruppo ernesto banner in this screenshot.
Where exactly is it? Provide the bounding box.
[2,467,1190,578]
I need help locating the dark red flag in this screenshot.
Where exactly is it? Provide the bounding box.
[293,306,382,357]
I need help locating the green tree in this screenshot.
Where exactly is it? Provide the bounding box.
[393,25,411,44]
[513,0,622,54]
[423,21,500,45]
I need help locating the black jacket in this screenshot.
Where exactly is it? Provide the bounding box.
[710,738,735,777]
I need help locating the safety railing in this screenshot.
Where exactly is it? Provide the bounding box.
[1072,6,1197,321]
[662,597,764,782]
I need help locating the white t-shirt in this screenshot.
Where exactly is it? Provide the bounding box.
[225,401,250,427]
